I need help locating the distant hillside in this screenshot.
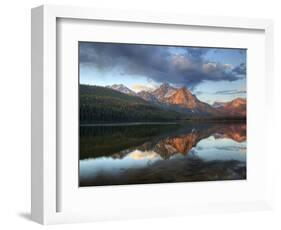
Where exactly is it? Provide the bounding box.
[80,85,184,123]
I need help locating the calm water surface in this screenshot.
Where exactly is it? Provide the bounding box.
[79,122,246,186]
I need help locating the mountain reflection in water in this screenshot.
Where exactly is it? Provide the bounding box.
[79,122,246,186]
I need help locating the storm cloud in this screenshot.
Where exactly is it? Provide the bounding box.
[232,63,246,75]
[79,42,246,88]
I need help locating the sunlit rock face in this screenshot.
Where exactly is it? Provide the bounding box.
[229,98,246,107]
[214,98,246,117]
[167,87,197,109]
[164,87,219,116]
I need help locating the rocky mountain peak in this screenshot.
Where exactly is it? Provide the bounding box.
[214,97,246,117]
[167,87,197,109]
[107,84,137,96]
[160,82,170,88]
[152,83,177,101]
[230,98,246,107]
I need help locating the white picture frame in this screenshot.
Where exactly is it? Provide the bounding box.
[31,4,274,225]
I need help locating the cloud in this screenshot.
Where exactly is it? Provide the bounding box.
[79,42,246,88]
[186,47,209,58]
[193,90,204,95]
[232,63,246,75]
[131,84,157,92]
[215,89,246,95]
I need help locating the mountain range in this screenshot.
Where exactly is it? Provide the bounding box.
[107,83,246,118]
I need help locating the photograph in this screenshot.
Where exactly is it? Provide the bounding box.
[78,42,247,187]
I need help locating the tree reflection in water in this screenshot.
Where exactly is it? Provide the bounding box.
[79,122,246,186]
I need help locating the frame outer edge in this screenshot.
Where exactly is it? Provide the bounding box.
[264,21,275,209]
[31,5,44,224]
[31,4,274,224]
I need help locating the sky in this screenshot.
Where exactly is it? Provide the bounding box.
[79,42,246,104]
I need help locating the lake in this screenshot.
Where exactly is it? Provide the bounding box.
[79,121,246,186]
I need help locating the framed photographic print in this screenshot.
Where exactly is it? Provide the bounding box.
[31,5,274,225]
[78,42,247,187]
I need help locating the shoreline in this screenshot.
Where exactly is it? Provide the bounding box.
[80,119,246,126]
